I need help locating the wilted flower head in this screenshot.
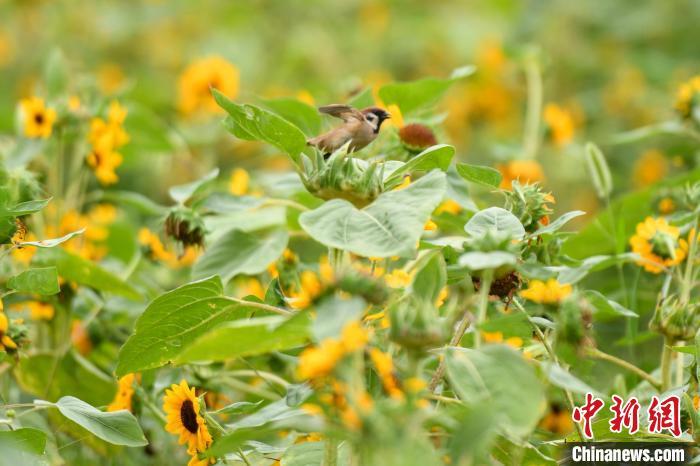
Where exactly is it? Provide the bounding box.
[398,123,437,153]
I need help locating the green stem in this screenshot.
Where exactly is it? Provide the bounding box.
[523,52,543,160]
[660,338,674,392]
[428,308,472,393]
[324,436,339,466]
[512,299,586,441]
[473,273,492,349]
[586,348,661,390]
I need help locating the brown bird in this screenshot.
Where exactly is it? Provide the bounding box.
[307,105,391,157]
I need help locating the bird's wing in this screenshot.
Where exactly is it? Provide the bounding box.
[317,104,364,122]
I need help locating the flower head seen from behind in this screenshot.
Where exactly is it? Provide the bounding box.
[163,380,214,461]
[20,97,57,139]
[108,373,137,412]
[630,217,687,273]
[520,278,572,304]
[178,56,239,116]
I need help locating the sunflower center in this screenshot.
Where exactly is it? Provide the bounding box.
[34,112,45,125]
[180,399,199,434]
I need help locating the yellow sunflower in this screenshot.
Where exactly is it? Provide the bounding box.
[0,312,17,351]
[520,278,572,304]
[20,96,57,139]
[108,373,137,412]
[163,380,213,458]
[629,217,688,273]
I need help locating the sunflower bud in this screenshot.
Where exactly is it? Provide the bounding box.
[164,207,206,248]
[650,297,700,341]
[389,298,447,351]
[303,151,384,208]
[504,181,555,233]
[398,123,438,154]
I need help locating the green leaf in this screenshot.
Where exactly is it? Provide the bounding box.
[313,296,365,341]
[282,441,351,466]
[98,190,168,216]
[384,144,455,187]
[584,142,613,199]
[42,248,139,299]
[7,267,60,295]
[1,198,51,217]
[411,251,446,303]
[584,290,638,319]
[541,362,600,396]
[20,229,84,248]
[193,228,288,283]
[169,169,219,204]
[43,396,147,447]
[44,49,68,98]
[14,351,114,406]
[464,207,526,239]
[214,89,308,165]
[553,253,637,284]
[378,65,475,114]
[529,210,586,237]
[176,313,311,363]
[455,163,502,188]
[116,276,248,376]
[299,170,446,258]
[347,88,375,109]
[262,98,321,136]
[0,428,47,466]
[458,251,517,271]
[445,345,546,437]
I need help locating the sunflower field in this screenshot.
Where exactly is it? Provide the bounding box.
[1,1,700,465]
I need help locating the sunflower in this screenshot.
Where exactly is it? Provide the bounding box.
[163,380,213,458]
[108,373,137,412]
[0,312,17,352]
[20,96,57,139]
[520,278,572,304]
[629,217,688,273]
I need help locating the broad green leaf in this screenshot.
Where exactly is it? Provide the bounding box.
[455,163,503,188]
[562,168,700,258]
[445,345,546,437]
[98,190,168,216]
[282,441,351,466]
[530,210,586,237]
[313,296,365,341]
[0,428,47,466]
[584,142,613,199]
[464,207,526,239]
[214,89,308,164]
[44,48,68,98]
[176,313,311,363]
[347,87,375,109]
[1,198,51,217]
[19,229,84,248]
[7,267,60,295]
[14,351,114,405]
[116,276,248,376]
[198,193,264,214]
[541,362,600,396]
[299,170,446,258]
[553,253,638,284]
[378,65,475,114]
[43,396,147,447]
[411,251,446,303]
[41,248,139,299]
[193,228,288,283]
[262,97,321,136]
[169,168,219,204]
[458,251,517,271]
[384,144,455,187]
[584,290,638,319]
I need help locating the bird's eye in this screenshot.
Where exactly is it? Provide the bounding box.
[366,114,378,123]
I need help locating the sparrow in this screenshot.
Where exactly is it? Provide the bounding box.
[307,104,391,157]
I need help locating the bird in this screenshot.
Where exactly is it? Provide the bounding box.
[307,104,391,157]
